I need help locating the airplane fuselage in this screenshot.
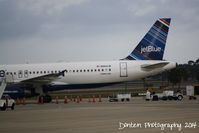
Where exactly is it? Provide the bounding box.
[0,60,176,86]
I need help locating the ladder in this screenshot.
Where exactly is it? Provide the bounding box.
[0,77,6,98]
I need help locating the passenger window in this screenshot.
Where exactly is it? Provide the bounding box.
[24,70,28,78]
[18,70,23,78]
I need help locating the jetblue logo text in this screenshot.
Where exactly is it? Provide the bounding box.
[0,70,5,77]
[141,46,161,53]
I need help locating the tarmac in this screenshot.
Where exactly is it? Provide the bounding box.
[0,96,199,133]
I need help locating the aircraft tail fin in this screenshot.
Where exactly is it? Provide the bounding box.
[124,18,171,60]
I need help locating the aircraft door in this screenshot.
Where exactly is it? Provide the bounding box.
[120,62,128,77]
[0,70,5,78]
[0,70,5,83]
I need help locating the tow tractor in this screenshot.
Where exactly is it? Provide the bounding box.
[146,90,183,101]
[159,90,183,100]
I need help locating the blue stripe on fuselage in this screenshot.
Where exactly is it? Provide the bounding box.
[44,82,121,91]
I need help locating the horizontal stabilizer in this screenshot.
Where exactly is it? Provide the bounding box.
[141,62,169,70]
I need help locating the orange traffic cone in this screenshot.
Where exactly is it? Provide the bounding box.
[56,96,59,104]
[37,96,41,104]
[92,95,95,103]
[19,99,22,104]
[23,98,26,105]
[41,96,44,104]
[64,96,68,104]
[99,95,102,102]
[16,98,20,105]
[80,96,82,101]
[88,97,91,102]
[77,96,80,103]
[74,97,76,102]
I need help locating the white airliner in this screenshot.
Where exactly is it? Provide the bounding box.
[0,18,176,99]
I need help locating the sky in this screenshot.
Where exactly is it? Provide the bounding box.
[0,0,199,64]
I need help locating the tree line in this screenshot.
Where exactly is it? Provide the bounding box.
[167,59,199,86]
[149,59,199,88]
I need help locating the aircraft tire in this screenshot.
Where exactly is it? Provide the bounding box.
[0,103,6,111]
[177,95,183,101]
[11,103,15,110]
[168,96,173,100]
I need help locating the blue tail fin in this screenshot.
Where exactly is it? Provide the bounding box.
[124,18,171,60]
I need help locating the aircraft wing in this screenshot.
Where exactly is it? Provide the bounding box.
[141,62,169,70]
[17,70,66,85]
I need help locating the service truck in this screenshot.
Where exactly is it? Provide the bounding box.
[108,93,131,102]
[0,77,15,111]
[0,94,15,111]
